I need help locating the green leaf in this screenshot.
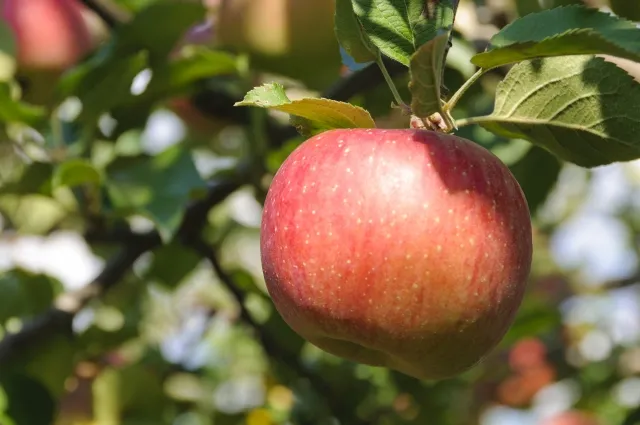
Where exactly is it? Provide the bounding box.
[408,31,450,119]
[235,83,376,136]
[0,270,61,323]
[0,162,53,195]
[351,0,456,66]
[60,2,206,124]
[473,5,640,69]
[61,53,148,124]
[0,374,55,425]
[20,335,76,398]
[111,48,238,135]
[145,243,201,288]
[0,21,17,81]
[52,159,103,189]
[105,146,207,241]
[116,2,206,65]
[514,0,582,17]
[335,0,378,63]
[510,146,561,213]
[474,55,640,167]
[610,0,640,22]
[0,83,45,126]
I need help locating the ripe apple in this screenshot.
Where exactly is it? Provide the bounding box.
[215,0,342,90]
[2,0,92,71]
[261,129,533,380]
[1,0,94,104]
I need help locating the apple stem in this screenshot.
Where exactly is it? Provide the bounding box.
[444,67,487,112]
[454,115,493,128]
[376,53,407,109]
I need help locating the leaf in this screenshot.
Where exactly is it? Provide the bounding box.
[513,0,582,17]
[475,55,640,167]
[0,21,17,81]
[335,0,378,63]
[510,146,561,213]
[0,270,61,323]
[235,83,375,136]
[111,48,238,135]
[0,83,45,126]
[20,335,76,398]
[59,2,206,124]
[105,146,207,241]
[409,31,450,118]
[610,0,640,22]
[145,243,201,288]
[0,374,55,425]
[473,5,640,69]
[0,162,53,195]
[351,0,456,66]
[52,159,103,189]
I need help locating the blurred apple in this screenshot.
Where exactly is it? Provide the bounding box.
[1,0,101,105]
[497,364,556,407]
[215,0,342,90]
[509,337,548,371]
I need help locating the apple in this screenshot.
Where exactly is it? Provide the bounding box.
[260,128,533,380]
[215,0,342,90]
[2,0,92,71]
[1,0,95,104]
[541,411,600,425]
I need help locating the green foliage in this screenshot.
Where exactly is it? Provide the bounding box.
[1,0,640,424]
[476,55,640,167]
[408,31,450,119]
[473,5,640,68]
[105,146,207,241]
[0,270,61,323]
[350,0,456,66]
[236,83,376,136]
[334,0,378,63]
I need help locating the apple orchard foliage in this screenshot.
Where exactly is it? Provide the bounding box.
[1,0,640,424]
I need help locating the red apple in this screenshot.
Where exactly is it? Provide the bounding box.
[2,0,92,71]
[1,0,96,105]
[260,129,533,380]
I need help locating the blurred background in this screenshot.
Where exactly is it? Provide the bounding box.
[1,0,640,424]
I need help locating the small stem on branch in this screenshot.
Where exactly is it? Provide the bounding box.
[454,115,493,128]
[444,67,487,112]
[376,53,407,108]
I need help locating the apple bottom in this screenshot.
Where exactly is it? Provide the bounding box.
[267,282,521,381]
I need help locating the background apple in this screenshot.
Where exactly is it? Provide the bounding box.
[260,128,533,380]
[215,0,342,90]
[1,0,98,105]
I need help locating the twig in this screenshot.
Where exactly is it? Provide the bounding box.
[0,177,243,365]
[0,237,156,364]
[79,0,130,27]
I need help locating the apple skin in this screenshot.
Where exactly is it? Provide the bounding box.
[260,129,533,380]
[1,0,95,105]
[2,0,92,71]
[215,0,342,90]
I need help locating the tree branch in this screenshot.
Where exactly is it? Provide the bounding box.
[0,177,243,365]
[79,0,130,28]
[185,238,370,425]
